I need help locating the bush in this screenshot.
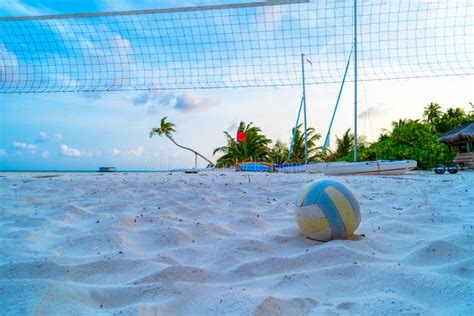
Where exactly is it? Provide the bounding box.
[361,121,455,169]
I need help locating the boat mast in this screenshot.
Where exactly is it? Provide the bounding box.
[353,0,358,162]
[322,48,353,156]
[301,53,308,164]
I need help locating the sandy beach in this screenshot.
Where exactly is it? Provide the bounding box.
[0,171,473,315]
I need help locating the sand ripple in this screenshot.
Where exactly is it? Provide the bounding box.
[0,171,473,314]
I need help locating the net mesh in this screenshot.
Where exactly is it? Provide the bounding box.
[0,0,473,93]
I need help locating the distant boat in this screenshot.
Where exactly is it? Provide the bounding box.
[275,163,306,173]
[237,162,273,172]
[184,168,199,174]
[306,160,417,175]
[98,167,117,172]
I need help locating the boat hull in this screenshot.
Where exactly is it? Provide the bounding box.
[237,162,273,172]
[307,160,417,175]
[275,163,306,173]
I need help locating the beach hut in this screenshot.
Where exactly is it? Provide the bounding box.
[438,121,474,168]
[98,167,117,172]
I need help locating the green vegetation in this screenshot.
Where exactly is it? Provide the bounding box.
[286,124,322,163]
[359,104,472,169]
[268,140,288,165]
[360,120,455,169]
[152,103,472,169]
[423,103,473,134]
[212,121,272,167]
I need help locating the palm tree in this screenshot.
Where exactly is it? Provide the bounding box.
[391,118,412,129]
[333,129,369,160]
[334,129,353,159]
[150,117,214,167]
[269,140,288,165]
[423,102,442,126]
[287,124,322,163]
[435,107,470,134]
[213,121,271,167]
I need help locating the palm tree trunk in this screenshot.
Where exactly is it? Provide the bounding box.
[167,136,215,167]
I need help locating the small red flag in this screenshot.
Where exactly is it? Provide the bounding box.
[237,130,247,142]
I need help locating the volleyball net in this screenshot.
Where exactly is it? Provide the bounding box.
[0,0,473,93]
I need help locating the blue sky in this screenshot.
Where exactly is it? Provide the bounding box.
[0,0,473,171]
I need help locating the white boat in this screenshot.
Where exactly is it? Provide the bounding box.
[306,160,417,175]
[305,163,328,173]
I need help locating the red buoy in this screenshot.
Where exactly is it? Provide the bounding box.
[237,130,247,142]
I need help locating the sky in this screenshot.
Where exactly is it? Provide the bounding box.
[0,0,473,171]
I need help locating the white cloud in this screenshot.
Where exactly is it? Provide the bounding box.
[0,44,20,84]
[13,141,37,153]
[79,149,101,158]
[112,34,133,57]
[60,144,81,157]
[52,133,63,142]
[36,131,48,143]
[358,106,390,120]
[257,4,284,32]
[175,92,214,112]
[0,149,7,156]
[131,91,213,114]
[41,150,49,158]
[130,146,145,157]
[111,146,145,158]
[132,91,176,115]
[35,131,63,143]
[111,148,121,156]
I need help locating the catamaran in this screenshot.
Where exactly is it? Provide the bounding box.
[306,160,417,175]
[286,1,418,176]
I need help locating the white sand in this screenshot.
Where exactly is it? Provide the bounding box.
[0,171,473,315]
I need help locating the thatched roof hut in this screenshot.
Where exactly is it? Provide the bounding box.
[438,121,474,144]
[438,121,474,168]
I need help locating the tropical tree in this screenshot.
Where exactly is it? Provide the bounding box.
[286,124,323,162]
[150,117,214,167]
[334,129,353,159]
[434,107,472,134]
[213,121,272,167]
[269,140,288,164]
[330,129,369,161]
[362,120,454,169]
[391,118,413,129]
[423,102,442,127]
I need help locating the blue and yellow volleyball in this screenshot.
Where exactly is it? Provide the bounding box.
[295,180,361,241]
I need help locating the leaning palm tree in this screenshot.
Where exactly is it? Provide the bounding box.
[150,117,214,167]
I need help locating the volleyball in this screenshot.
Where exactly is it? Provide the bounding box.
[295,180,361,241]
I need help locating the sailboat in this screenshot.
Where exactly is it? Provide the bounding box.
[293,0,417,175]
[306,160,417,175]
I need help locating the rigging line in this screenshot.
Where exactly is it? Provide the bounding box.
[322,47,354,156]
[288,96,305,161]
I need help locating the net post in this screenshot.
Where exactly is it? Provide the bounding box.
[353,0,358,162]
